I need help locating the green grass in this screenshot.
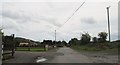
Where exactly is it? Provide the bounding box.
[71,45,118,51]
[16,47,46,52]
[100,48,118,54]
[70,45,118,57]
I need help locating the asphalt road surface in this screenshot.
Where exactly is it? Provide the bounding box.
[45,47,93,63]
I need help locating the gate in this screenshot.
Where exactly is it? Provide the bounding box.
[2,34,15,60]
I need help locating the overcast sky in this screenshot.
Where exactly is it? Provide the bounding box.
[0,0,119,42]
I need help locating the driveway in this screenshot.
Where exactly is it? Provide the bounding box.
[3,48,58,63]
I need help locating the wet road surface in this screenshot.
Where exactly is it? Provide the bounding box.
[45,47,93,63]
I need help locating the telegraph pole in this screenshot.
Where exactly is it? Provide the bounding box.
[107,6,111,42]
[55,30,56,43]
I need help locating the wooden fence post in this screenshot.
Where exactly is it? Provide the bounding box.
[0,30,2,64]
[11,34,15,56]
[28,40,30,51]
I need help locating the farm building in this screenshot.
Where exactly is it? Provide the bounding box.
[19,42,29,47]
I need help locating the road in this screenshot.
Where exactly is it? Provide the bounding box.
[3,47,118,63]
[45,47,93,63]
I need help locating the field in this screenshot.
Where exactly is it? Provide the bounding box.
[16,47,46,52]
[71,43,118,54]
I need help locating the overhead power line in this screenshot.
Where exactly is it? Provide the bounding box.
[54,0,86,42]
[57,0,86,31]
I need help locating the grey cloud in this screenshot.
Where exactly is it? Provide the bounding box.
[2,10,20,19]
[1,11,22,31]
[81,17,96,24]
[2,10,31,23]
[51,21,62,27]
[2,19,20,31]
[1,5,61,29]
[2,9,61,32]
[38,16,62,27]
[111,33,118,41]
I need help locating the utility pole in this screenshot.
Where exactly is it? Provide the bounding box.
[11,34,15,56]
[107,6,111,42]
[55,30,56,43]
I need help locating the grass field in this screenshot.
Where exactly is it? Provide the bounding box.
[16,47,46,52]
[71,45,118,54]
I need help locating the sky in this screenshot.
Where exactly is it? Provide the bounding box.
[0,0,119,42]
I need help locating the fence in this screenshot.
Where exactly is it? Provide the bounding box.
[0,30,2,64]
[16,44,46,51]
[2,34,15,60]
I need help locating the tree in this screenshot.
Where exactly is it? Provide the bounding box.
[92,37,98,43]
[98,32,108,42]
[68,38,79,45]
[80,33,91,45]
[43,40,52,45]
[56,41,63,47]
[61,40,67,46]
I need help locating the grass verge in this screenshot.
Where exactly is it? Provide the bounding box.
[71,45,118,54]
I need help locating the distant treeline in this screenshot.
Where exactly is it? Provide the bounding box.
[69,32,114,45]
[2,31,120,48]
[15,37,68,47]
[68,32,119,50]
